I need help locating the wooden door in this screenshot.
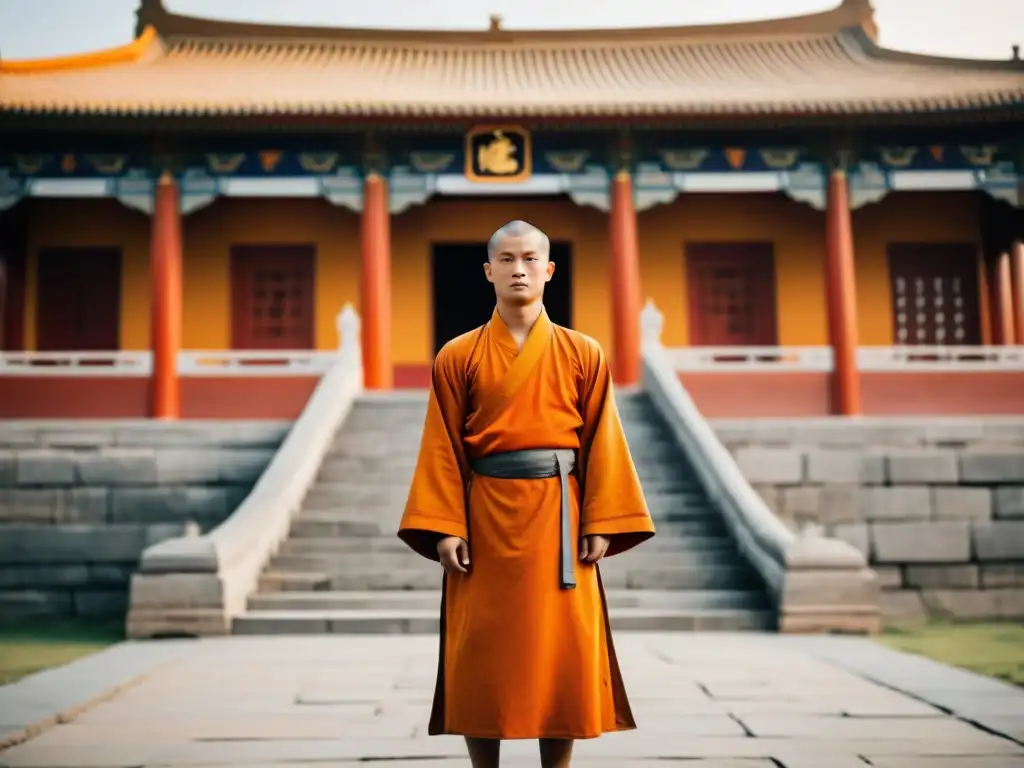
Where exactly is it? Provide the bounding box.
[686,243,778,346]
[230,245,315,349]
[887,243,981,346]
[36,247,121,351]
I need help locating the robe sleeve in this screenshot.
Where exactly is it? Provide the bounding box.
[398,344,471,562]
[577,338,655,557]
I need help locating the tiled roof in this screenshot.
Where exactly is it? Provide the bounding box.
[1,0,1022,119]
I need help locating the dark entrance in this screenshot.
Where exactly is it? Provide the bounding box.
[36,247,122,351]
[431,241,573,354]
[886,243,981,346]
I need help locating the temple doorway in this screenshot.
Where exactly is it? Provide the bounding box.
[430,241,573,354]
[229,244,316,349]
[886,243,981,345]
[685,242,778,346]
[36,247,122,351]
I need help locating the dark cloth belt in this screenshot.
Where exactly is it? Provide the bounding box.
[470,449,577,590]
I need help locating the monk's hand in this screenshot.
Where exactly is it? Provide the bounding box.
[580,534,610,563]
[437,536,470,574]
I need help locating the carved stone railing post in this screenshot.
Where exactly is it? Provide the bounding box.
[638,299,881,634]
[126,304,365,638]
[640,298,665,348]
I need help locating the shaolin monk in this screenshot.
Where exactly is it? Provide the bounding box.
[398,220,655,767]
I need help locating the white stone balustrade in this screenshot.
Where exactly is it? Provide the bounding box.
[125,304,364,638]
[639,299,881,634]
[0,351,152,375]
[858,345,1024,371]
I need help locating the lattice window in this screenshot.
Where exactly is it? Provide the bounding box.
[888,244,980,347]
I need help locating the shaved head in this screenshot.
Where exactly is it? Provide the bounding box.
[487,220,550,261]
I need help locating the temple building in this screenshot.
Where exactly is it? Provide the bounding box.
[0,0,1022,419]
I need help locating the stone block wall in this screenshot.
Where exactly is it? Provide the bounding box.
[0,421,289,620]
[712,418,1024,623]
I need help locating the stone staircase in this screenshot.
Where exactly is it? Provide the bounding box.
[233,390,774,634]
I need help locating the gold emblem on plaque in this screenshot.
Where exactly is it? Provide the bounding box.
[465,125,532,183]
[478,130,518,174]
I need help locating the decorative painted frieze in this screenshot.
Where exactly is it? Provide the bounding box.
[319,167,364,212]
[0,138,1019,213]
[0,168,21,211]
[111,171,156,215]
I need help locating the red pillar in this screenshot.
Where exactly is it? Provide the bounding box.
[360,173,392,389]
[992,249,1016,345]
[149,172,182,419]
[824,168,861,416]
[609,170,641,385]
[1011,240,1024,345]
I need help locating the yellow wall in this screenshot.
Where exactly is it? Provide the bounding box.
[182,197,360,349]
[638,193,828,347]
[25,199,150,350]
[851,191,982,345]
[18,190,983,359]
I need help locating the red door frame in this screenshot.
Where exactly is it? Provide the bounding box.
[229,244,316,350]
[886,242,982,346]
[35,247,122,351]
[684,242,778,347]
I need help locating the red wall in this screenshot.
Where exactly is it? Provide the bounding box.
[0,377,318,419]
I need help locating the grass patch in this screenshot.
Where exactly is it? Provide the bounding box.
[0,618,124,686]
[877,621,1024,687]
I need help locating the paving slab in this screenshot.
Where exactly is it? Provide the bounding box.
[0,632,1022,767]
[0,639,194,750]
[780,634,1024,744]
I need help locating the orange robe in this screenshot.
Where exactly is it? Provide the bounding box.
[398,307,655,740]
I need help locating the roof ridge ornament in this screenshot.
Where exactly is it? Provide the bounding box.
[837,0,877,39]
[488,14,504,33]
[135,0,170,38]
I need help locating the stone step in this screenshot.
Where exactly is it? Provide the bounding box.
[267,548,741,574]
[338,416,427,430]
[288,511,727,541]
[302,481,707,506]
[303,483,413,507]
[634,478,705,494]
[247,588,769,612]
[323,441,683,464]
[232,607,774,634]
[279,537,412,554]
[627,446,686,462]
[346,400,429,412]
[313,461,696,486]
[258,561,754,592]
[324,444,422,460]
[602,564,759,590]
[289,513,392,538]
[307,478,707,501]
[277,532,737,555]
[295,498,715,522]
[247,390,774,636]
[316,464,416,483]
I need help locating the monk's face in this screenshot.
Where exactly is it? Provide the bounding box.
[484,233,555,305]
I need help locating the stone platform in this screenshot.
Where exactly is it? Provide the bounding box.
[1,633,1022,767]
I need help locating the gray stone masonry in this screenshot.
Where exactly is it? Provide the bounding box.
[713,417,1024,623]
[0,421,288,620]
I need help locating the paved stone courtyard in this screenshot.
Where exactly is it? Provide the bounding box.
[1,632,1022,767]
